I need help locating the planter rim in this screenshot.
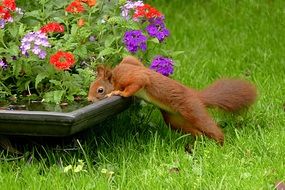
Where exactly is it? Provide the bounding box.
[0,96,131,136]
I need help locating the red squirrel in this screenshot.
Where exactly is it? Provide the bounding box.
[88,56,257,144]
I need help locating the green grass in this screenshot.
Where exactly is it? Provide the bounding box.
[1,0,285,189]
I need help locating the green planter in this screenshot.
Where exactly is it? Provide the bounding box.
[0,96,131,136]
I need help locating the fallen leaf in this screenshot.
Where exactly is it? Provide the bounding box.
[275,181,285,190]
[74,164,83,173]
[63,165,73,173]
[184,143,193,154]
[169,167,180,174]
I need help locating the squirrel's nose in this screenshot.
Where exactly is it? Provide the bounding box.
[87,96,95,102]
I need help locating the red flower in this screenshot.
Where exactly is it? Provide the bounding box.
[50,51,76,70]
[77,18,85,27]
[40,22,65,33]
[79,0,96,7]
[65,1,85,13]
[133,4,162,20]
[2,0,16,11]
[0,5,12,20]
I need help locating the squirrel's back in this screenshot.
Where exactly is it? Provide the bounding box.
[112,63,195,113]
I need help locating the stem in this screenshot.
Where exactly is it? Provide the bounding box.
[27,85,31,96]
[0,39,8,49]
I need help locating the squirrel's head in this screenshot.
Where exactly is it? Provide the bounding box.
[87,65,114,102]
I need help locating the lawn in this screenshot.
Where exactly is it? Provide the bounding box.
[1,0,285,189]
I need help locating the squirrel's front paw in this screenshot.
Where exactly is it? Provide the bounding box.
[105,93,112,98]
[105,90,122,98]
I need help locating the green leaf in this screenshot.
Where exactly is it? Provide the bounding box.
[71,24,78,36]
[53,17,66,24]
[0,48,7,53]
[0,30,4,42]
[22,62,32,75]
[13,62,22,77]
[149,38,160,44]
[53,90,65,104]
[66,95,74,102]
[24,10,41,18]
[18,24,26,36]
[35,73,48,89]
[107,16,124,25]
[98,48,116,58]
[52,0,68,9]
[24,80,31,90]
[170,51,185,57]
[49,79,62,87]
[74,46,88,58]
[39,0,47,5]
[104,36,115,48]
[43,90,65,104]
[8,44,20,56]
[8,24,19,38]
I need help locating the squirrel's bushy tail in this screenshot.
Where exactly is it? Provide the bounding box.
[198,79,257,112]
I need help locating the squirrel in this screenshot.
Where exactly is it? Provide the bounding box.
[88,56,257,144]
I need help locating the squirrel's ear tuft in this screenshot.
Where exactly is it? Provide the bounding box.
[96,65,106,77]
[96,65,112,81]
[104,68,112,82]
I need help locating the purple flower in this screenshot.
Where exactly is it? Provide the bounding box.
[123,30,147,53]
[0,59,8,70]
[0,19,5,29]
[0,7,22,29]
[20,31,50,59]
[146,17,170,42]
[150,56,174,76]
[121,1,144,20]
[89,35,96,42]
[38,50,47,59]
[0,17,13,29]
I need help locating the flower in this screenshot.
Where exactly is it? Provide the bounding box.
[0,1,22,29]
[0,5,12,21]
[0,19,5,28]
[133,4,162,20]
[150,56,174,76]
[15,7,23,15]
[20,31,50,59]
[40,22,65,33]
[89,35,96,42]
[0,59,8,69]
[146,17,170,42]
[50,51,76,70]
[0,0,16,20]
[80,0,96,7]
[120,0,144,20]
[66,1,85,13]
[77,18,85,27]
[86,0,96,7]
[123,30,147,53]
[2,0,16,11]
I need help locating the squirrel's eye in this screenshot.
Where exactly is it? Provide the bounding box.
[97,87,105,94]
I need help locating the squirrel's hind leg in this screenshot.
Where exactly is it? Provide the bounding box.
[160,110,202,136]
[175,100,225,145]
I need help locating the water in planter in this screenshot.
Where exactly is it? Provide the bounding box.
[0,100,90,112]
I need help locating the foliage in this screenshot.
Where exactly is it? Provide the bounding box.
[0,0,177,103]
